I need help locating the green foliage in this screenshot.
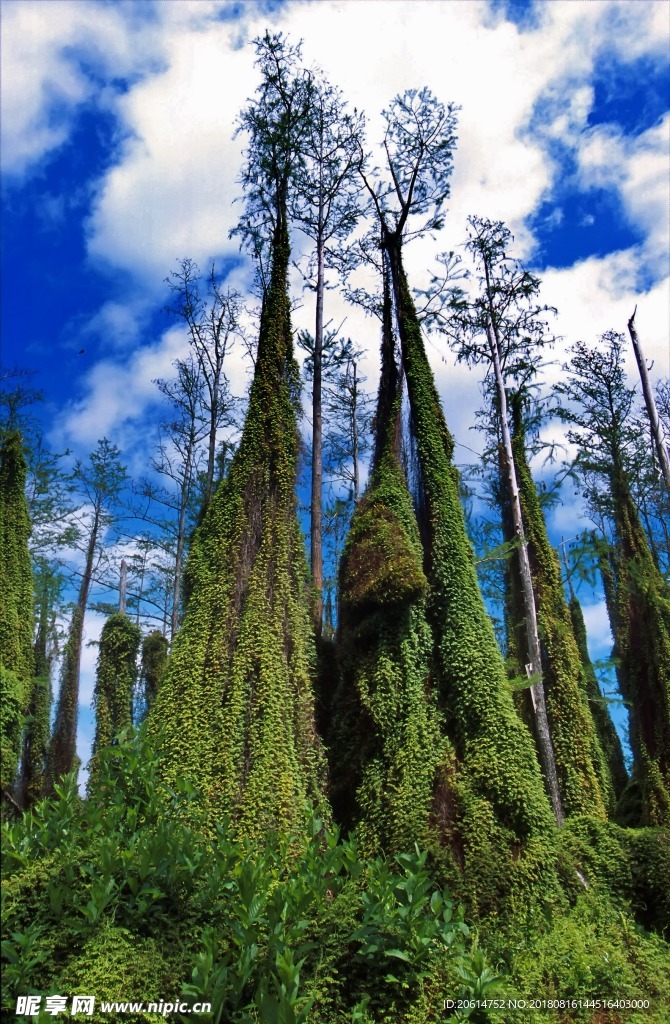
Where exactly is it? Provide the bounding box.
[149,221,326,838]
[137,630,169,721]
[389,242,559,919]
[497,889,670,1023]
[332,306,445,855]
[568,594,629,804]
[559,334,670,825]
[2,730,502,1024]
[91,613,141,766]
[509,399,609,819]
[0,667,28,793]
[0,431,34,681]
[0,431,34,798]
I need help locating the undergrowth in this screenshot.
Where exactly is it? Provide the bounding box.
[2,731,669,1023]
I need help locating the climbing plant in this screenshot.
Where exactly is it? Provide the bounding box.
[136,630,169,722]
[148,34,327,838]
[558,334,670,826]
[359,92,559,917]
[91,613,141,767]
[331,273,445,855]
[508,394,609,818]
[0,432,34,798]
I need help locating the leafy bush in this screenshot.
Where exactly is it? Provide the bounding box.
[1,729,503,1024]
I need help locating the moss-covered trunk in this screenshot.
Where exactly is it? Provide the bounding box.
[331,274,445,854]
[18,584,53,808]
[567,593,628,805]
[91,613,141,766]
[148,221,326,838]
[610,473,670,825]
[509,398,609,819]
[0,431,34,798]
[385,234,559,916]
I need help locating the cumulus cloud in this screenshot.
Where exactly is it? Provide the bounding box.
[54,325,189,452]
[6,0,668,492]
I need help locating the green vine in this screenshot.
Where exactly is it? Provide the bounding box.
[149,222,327,838]
[91,613,141,769]
[388,240,560,918]
[332,293,445,855]
[0,432,34,796]
[509,397,609,819]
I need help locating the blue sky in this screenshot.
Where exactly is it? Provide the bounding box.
[2,0,668,771]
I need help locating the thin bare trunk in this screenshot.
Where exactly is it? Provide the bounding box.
[47,510,99,784]
[205,390,218,508]
[119,559,127,614]
[311,222,325,633]
[628,308,670,496]
[487,321,564,826]
[171,492,188,641]
[351,360,359,502]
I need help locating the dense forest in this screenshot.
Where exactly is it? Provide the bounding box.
[2,30,670,1024]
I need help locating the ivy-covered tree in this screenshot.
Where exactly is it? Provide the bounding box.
[558,332,670,825]
[447,217,570,823]
[506,393,610,818]
[90,612,141,772]
[330,271,444,854]
[149,32,327,838]
[561,554,629,807]
[47,438,127,788]
[135,630,169,722]
[17,559,62,808]
[362,91,559,915]
[0,431,34,801]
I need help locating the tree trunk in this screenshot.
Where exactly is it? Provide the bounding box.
[47,510,99,785]
[486,321,564,825]
[171,469,190,641]
[205,389,219,510]
[119,559,127,615]
[351,360,360,502]
[628,308,670,496]
[311,223,325,633]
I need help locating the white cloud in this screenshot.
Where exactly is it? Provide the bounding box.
[54,325,189,452]
[6,0,668,505]
[580,598,613,663]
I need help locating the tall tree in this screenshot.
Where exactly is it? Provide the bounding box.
[90,612,141,770]
[330,269,444,854]
[144,355,209,638]
[293,74,364,632]
[558,333,670,825]
[149,32,327,838]
[17,559,62,808]
[560,542,629,806]
[506,392,609,818]
[362,91,558,914]
[448,217,567,823]
[0,431,34,801]
[323,338,374,506]
[47,439,126,787]
[627,308,670,497]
